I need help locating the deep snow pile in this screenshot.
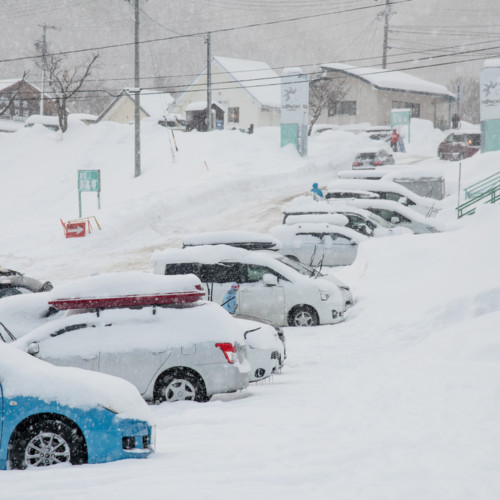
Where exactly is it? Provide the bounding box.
[2,118,500,499]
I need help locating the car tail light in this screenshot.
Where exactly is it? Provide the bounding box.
[352,161,360,166]
[372,161,383,166]
[215,343,236,364]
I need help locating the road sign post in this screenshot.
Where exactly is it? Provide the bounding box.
[78,170,101,218]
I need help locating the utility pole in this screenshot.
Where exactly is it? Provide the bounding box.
[377,0,393,69]
[205,32,212,131]
[125,0,143,177]
[38,24,57,115]
[133,0,141,177]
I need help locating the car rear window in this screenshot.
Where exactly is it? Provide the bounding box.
[357,153,376,160]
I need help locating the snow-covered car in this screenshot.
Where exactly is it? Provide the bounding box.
[183,231,282,251]
[269,222,368,266]
[365,126,392,142]
[324,179,441,216]
[325,189,380,200]
[152,245,346,327]
[340,198,443,234]
[282,198,412,237]
[0,267,53,299]
[352,148,395,169]
[437,132,480,161]
[14,272,251,403]
[235,316,285,381]
[0,342,154,469]
[0,292,61,340]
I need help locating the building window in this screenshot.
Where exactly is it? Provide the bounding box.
[228,107,239,123]
[328,101,356,116]
[392,101,420,118]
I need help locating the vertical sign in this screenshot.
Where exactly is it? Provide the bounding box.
[78,169,101,218]
[281,68,309,157]
[391,108,411,143]
[480,61,500,153]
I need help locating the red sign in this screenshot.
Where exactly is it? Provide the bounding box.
[65,222,86,238]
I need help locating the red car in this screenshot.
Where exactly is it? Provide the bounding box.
[437,132,480,161]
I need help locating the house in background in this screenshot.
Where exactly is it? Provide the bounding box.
[97,89,173,124]
[0,79,57,132]
[168,56,281,131]
[318,63,455,129]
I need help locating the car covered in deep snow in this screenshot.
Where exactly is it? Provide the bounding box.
[324,179,441,216]
[338,198,443,234]
[269,222,368,267]
[13,272,251,403]
[152,245,347,327]
[0,267,53,299]
[0,342,154,469]
[282,198,413,238]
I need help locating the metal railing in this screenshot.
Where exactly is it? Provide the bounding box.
[464,172,500,199]
[457,184,500,218]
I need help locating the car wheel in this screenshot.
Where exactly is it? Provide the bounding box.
[288,305,319,327]
[155,370,208,403]
[438,151,445,160]
[9,419,86,469]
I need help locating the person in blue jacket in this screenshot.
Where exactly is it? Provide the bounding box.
[222,282,240,314]
[311,183,324,199]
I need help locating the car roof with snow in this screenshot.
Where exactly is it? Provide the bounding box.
[182,230,282,251]
[270,222,368,243]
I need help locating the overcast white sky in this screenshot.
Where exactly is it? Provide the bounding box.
[0,0,498,108]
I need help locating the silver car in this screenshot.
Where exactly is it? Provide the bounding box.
[14,301,251,403]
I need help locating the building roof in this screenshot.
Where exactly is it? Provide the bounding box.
[213,56,281,108]
[321,63,455,100]
[98,89,173,122]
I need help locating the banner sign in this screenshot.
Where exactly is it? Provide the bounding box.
[480,62,500,152]
[391,109,411,143]
[281,68,309,156]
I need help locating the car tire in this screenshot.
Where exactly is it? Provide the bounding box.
[9,419,86,469]
[154,369,209,403]
[438,151,445,160]
[288,305,319,327]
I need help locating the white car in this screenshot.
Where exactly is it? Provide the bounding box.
[183,231,282,251]
[269,222,368,267]
[236,317,285,381]
[282,197,413,237]
[339,198,443,234]
[152,245,346,327]
[324,179,441,217]
[14,272,251,403]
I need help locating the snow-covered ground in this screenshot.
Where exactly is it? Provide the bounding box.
[2,119,500,499]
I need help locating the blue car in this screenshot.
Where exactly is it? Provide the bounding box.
[0,342,154,469]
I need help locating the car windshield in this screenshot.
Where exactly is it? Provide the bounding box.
[364,211,394,228]
[274,254,316,277]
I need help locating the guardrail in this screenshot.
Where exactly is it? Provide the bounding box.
[464,172,500,199]
[457,184,500,218]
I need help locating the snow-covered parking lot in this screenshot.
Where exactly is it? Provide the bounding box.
[2,120,500,498]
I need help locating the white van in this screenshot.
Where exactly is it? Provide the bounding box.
[152,245,346,327]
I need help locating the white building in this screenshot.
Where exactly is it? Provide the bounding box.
[168,56,281,131]
[318,63,455,129]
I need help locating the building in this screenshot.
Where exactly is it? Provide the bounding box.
[318,63,455,129]
[0,79,57,132]
[168,56,281,131]
[97,89,173,124]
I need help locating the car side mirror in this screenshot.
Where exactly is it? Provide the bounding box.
[263,273,278,286]
[391,216,400,224]
[27,343,39,355]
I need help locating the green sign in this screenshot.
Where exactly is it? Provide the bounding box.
[391,109,411,143]
[77,170,101,217]
[78,170,100,192]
